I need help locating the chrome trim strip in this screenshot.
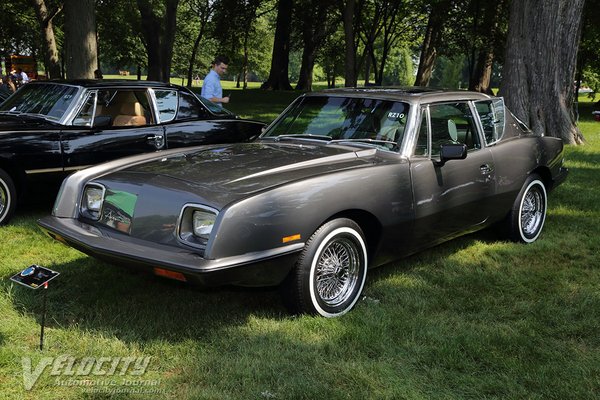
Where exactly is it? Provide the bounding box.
[25,165,93,174]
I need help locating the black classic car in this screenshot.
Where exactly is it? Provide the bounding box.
[0,80,265,224]
[39,88,568,317]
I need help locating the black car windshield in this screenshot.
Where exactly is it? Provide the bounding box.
[0,83,78,121]
[262,96,410,151]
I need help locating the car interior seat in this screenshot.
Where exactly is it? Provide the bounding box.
[113,102,147,126]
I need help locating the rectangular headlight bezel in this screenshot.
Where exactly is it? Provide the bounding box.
[80,183,105,220]
[177,204,219,249]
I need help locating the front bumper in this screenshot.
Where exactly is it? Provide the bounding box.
[38,216,303,287]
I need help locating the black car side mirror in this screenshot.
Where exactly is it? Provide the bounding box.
[435,143,467,166]
[93,115,112,128]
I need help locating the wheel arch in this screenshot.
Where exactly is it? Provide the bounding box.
[324,209,382,260]
[0,158,26,196]
[530,166,552,190]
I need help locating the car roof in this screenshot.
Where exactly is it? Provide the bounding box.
[312,87,494,104]
[26,79,183,90]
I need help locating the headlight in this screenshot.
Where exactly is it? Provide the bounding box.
[193,210,216,239]
[81,184,105,220]
[178,204,219,248]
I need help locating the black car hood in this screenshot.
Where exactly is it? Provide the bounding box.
[114,141,378,199]
[0,113,61,131]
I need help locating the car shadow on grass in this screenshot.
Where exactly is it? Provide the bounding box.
[3,225,508,341]
[4,257,286,339]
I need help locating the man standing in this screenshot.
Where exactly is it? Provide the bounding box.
[201,56,230,107]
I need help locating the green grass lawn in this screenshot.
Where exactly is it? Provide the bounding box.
[0,95,599,399]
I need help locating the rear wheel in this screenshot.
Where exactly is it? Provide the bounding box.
[281,218,368,317]
[508,174,547,243]
[0,169,17,225]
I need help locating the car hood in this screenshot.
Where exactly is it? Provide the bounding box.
[98,141,379,206]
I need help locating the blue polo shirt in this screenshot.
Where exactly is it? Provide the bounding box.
[201,69,222,106]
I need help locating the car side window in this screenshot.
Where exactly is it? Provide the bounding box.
[428,102,481,156]
[154,90,178,123]
[72,91,97,127]
[475,98,505,145]
[93,89,154,127]
[177,91,210,120]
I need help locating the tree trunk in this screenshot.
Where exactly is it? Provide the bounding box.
[295,21,321,91]
[414,1,450,86]
[242,32,249,89]
[470,49,494,94]
[341,0,357,87]
[500,0,585,144]
[261,0,293,90]
[30,0,61,79]
[186,24,205,88]
[469,0,504,93]
[137,0,179,82]
[64,0,97,79]
[296,49,316,91]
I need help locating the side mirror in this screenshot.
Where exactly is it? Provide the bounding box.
[435,143,467,166]
[93,115,112,128]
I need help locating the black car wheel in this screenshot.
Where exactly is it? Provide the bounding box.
[508,174,547,243]
[282,218,368,317]
[0,168,16,225]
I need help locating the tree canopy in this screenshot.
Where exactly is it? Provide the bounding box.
[0,0,594,143]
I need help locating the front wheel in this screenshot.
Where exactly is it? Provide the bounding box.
[508,174,547,243]
[0,169,17,225]
[281,218,368,317]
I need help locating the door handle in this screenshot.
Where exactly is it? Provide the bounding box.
[146,134,165,149]
[480,164,494,174]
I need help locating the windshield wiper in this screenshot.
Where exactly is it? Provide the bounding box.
[329,138,398,147]
[274,134,333,141]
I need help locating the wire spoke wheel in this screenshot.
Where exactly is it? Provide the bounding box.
[521,187,544,237]
[507,174,547,243]
[281,218,368,317]
[314,237,361,308]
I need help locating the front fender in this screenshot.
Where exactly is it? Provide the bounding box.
[206,161,413,260]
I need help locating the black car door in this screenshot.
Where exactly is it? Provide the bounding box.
[154,89,263,148]
[409,101,496,243]
[61,89,165,170]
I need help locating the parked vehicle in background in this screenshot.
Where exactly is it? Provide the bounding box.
[0,80,265,224]
[38,88,568,317]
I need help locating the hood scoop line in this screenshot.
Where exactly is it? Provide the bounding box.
[228,149,375,184]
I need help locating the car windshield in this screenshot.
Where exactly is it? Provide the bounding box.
[0,83,79,121]
[262,95,409,151]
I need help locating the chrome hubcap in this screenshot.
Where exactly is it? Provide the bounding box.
[315,237,360,307]
[521,186,544,236]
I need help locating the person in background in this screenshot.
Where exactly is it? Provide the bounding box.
[2,75,16,93]
[17,68,29,85]
[94,69,103,79]
[0,76,14,101]
[201,55,230,107]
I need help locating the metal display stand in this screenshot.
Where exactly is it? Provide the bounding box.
[10,265,60,351]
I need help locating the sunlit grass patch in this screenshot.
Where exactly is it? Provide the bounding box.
[0,96,599,399]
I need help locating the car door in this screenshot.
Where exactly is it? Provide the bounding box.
[154,89,263,148]
[60,89,165,170]
[409,101,496,244]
